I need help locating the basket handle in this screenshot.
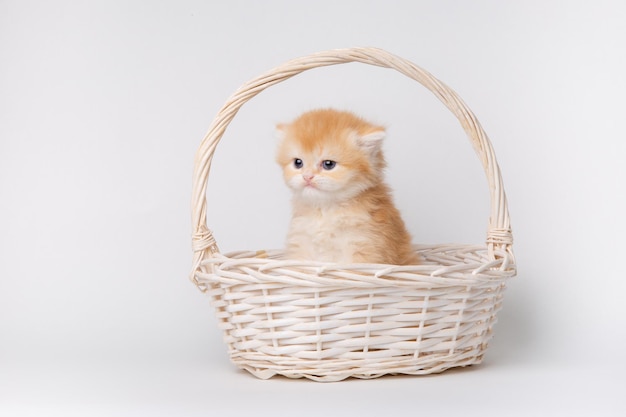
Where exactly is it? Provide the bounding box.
[191,47,513,276]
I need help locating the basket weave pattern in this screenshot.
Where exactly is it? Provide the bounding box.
[191,48,516,381]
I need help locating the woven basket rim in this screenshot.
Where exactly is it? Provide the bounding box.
[194,243,515,292]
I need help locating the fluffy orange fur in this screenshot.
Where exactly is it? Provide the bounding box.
[276,109,418,265]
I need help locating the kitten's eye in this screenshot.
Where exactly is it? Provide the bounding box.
[322,160,336,170]
[293,158,303,169]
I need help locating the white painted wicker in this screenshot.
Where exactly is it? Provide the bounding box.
[190,47,516,381]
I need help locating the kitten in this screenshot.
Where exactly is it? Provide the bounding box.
[276,109,419,265]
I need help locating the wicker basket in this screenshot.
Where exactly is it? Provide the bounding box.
[190,47,516,381]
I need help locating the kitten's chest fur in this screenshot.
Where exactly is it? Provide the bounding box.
[285,184,418,265]
[287,202,372,263]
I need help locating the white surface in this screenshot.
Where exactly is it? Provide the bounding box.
[1,1,625,415]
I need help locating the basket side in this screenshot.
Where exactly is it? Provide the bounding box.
[201,244,508,381]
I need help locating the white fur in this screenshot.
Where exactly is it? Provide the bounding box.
[286,204,372,263]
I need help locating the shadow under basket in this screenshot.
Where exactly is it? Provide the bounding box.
[190,47,517,382]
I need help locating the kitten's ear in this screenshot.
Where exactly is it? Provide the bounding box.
[355,129,386,153]
[275,123,288,141]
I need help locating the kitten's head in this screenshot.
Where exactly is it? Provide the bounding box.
[276,109,387,205]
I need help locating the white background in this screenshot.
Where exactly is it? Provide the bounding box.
[1,1,625,415]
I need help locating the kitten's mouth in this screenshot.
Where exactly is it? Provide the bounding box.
[301,184,324,196]
[303,179,318,189]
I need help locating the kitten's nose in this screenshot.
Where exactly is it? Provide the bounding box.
[303,173,315,182]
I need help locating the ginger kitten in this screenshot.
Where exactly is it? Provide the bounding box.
[276,109,418,265]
